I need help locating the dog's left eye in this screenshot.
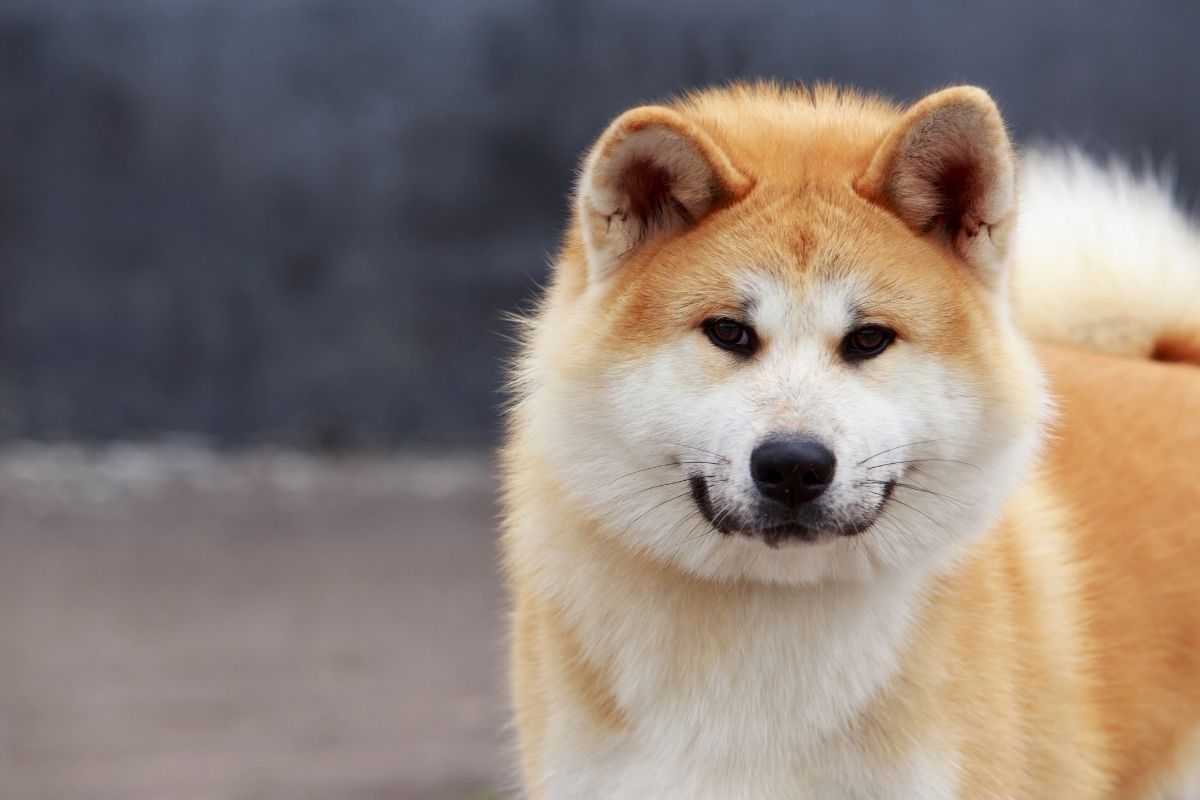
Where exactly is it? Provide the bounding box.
[841,325,895,360]
[703,317,757,356]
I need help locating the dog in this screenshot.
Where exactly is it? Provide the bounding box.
[500,83,1200,799]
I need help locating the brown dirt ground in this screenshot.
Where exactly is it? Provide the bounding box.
[0,445,508,800]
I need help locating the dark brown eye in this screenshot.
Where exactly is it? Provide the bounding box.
[842,325,895,360]
[703,317,757,356]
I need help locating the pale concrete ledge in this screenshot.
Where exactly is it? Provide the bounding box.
[0,443,506,800]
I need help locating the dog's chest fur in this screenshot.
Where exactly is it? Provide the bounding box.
[534,562,958,799]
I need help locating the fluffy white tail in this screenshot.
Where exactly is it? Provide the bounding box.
[1013,149,1200,364]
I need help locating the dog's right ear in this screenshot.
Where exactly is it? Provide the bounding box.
[578,106,751,283]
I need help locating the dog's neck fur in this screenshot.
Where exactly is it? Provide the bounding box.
[507,471,944,795]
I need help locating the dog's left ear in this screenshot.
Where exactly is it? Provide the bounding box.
[857,86,1016,286]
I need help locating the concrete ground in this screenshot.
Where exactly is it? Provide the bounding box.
[0,444,508,800]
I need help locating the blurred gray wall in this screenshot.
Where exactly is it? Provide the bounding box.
[2,0,1198,447]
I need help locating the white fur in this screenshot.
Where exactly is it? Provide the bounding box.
[524,270,1046,588]
[1145,727,1200,799]
[512,490,957,799]
[1014,148,1200,355]
[515,262,1046,795]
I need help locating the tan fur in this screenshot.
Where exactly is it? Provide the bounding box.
[502,82,1200,798]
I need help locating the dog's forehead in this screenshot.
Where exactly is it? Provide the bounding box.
[736,269,864,336]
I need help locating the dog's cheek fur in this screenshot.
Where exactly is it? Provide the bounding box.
[523,257,1038,588]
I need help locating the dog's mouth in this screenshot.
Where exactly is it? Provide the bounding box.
[689,474,896,548]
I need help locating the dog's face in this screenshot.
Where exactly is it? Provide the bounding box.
[519,86,1048,584]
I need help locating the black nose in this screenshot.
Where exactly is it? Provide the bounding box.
[750,437,837,506]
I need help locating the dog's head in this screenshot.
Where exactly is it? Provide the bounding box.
[514,85,1048,585]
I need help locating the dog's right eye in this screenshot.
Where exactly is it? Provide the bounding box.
[703,318,758,356]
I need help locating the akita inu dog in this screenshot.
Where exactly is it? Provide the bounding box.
[501,83,1200,799]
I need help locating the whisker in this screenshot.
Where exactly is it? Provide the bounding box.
[711,501,738,533]
[629,476,726,497]
[861,479,970,507]
[618,490,695,538]
[875,521,904,563]
[662,510,722,565]
[886,496,953,539]
[652,440,731,463]
[675,518,717,551]
[866,457,980,471]
[857,438,949,466]
[658,506,707,550]
[892,482,968,506]
[606,461,723,486]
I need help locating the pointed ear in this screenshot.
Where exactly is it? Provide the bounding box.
[856,86,1016,285]
[578,106,752,283]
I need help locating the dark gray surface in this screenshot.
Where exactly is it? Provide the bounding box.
[3,0,1199,445]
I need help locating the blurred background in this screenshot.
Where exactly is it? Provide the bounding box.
[1,1,1198,798]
